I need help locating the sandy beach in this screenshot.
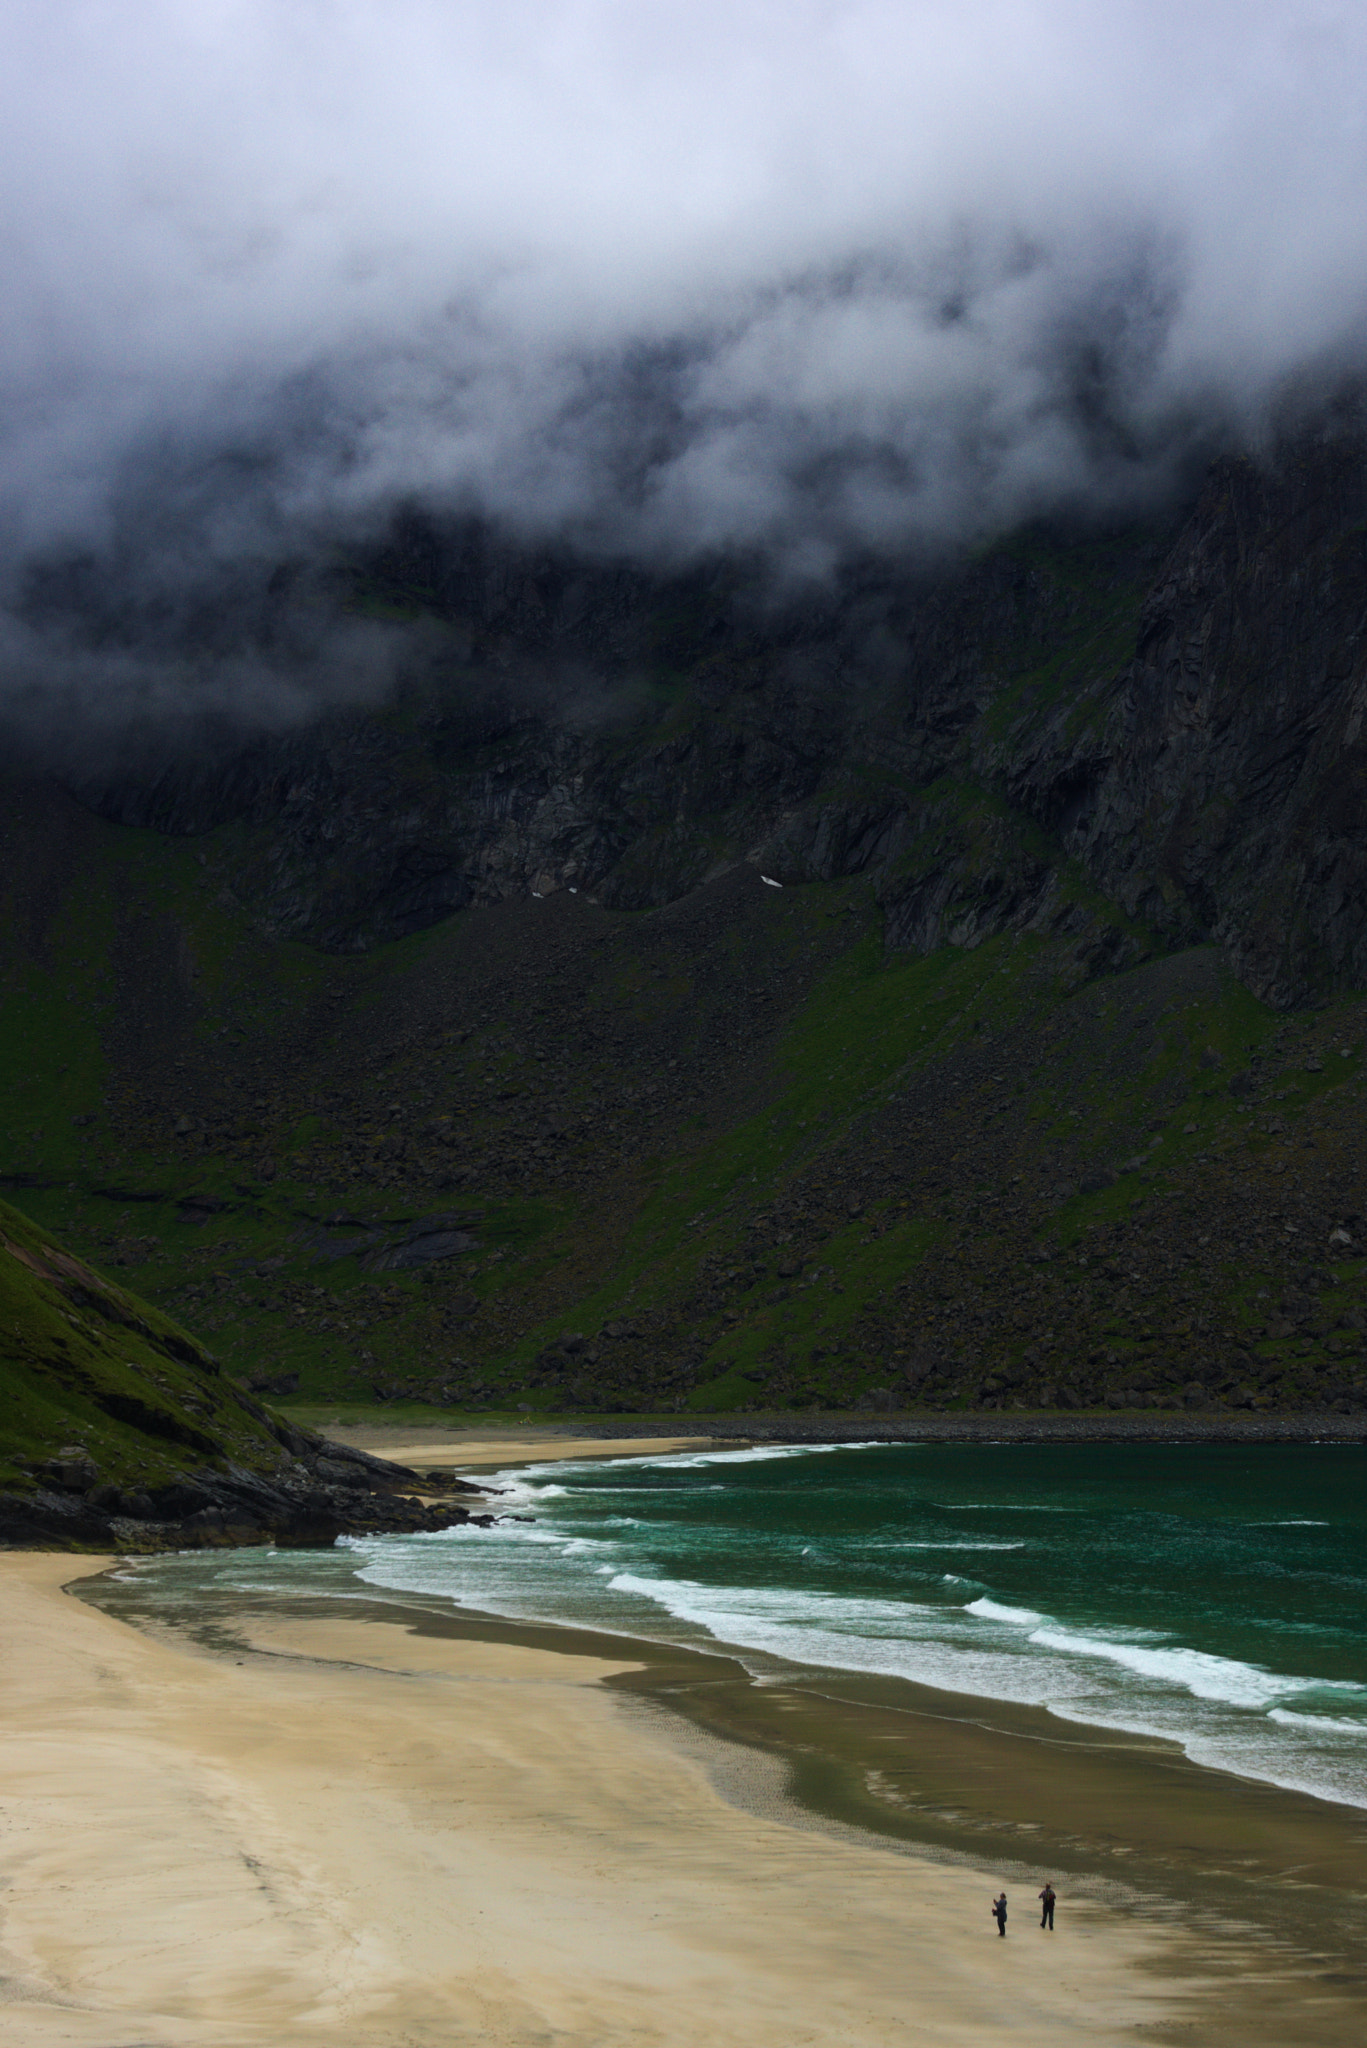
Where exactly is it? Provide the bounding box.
[326,1427,716,1471]
[0,1548,1222,2048]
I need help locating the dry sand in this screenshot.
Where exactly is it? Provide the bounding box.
[327,1427,713,1469]
[0,1546,1216,2048]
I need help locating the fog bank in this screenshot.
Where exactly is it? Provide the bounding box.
[4,1,1366,737]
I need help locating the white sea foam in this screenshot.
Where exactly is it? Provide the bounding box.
[1027,1628,1308,1708]
[598,1571,1095,1704]
[510,1444,862,1480]
[552,1484,727,1496]
[960,1589,1344,1712]
[966,1597,1044,1626]
[943,1502,1086,1512]
[607,1572,942,1630]
[1269,1707,1367,1735]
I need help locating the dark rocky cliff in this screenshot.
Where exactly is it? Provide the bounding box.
[71,429,1367,1009]
[1009,438,1367,1006]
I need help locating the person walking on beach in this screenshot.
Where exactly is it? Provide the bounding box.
[991,1892,1008,1936]
[1038,1882,1056,1931]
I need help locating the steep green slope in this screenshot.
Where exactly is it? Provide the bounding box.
[3,801,1366,1423]
[0,1190,494,1549]
[0,1193,293,1497]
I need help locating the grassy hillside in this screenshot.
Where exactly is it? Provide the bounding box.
[3,787,1367,1427]
[0,1193,295,1497]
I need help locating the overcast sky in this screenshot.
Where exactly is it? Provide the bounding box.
[4,1,1366,732]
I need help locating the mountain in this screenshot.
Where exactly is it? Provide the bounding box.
[2,424,1366,1426]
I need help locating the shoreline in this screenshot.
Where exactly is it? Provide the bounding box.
[0,1553,1239,2048]
[327,1429,720,1469]
[313,1408,1367,1451]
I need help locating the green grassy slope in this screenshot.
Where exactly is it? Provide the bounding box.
[0,1194,294,1495]
[492,926,1367,1415]
[4,806,1366,1425]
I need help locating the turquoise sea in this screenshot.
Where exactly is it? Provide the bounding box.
[114,1441,1367,1811]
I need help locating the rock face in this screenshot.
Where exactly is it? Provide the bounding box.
[0,1436,487,1551]
[1006,438,1367,1006]
[68,429,1367,1008]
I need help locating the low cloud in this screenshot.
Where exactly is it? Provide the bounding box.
[3,0,1367,742]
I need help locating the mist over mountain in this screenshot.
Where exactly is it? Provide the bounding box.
[4,1,1367,745]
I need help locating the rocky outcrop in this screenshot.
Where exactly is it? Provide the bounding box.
[0,1435,490,1551]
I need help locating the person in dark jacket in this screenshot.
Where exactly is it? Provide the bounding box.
[991,1892,1008,1935]
[1039,1882,1056,1930]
